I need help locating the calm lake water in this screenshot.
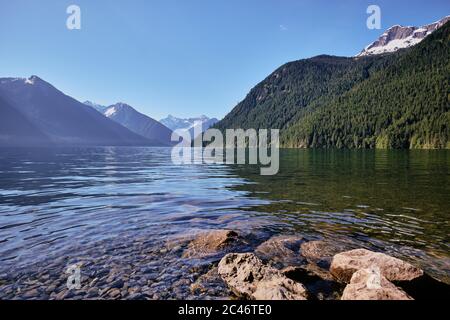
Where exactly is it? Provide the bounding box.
[0,147,449,298]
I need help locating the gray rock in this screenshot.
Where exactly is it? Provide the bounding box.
[108,288,121,299]
[218,253,309,300]
[109,279,125,289]
[300,240,346,269]
[128,292,145,300]
[341,267,413,300]
[182,230,247,259]
[190,267,228,297]
[255,235,305,268]
[330,249,423,284]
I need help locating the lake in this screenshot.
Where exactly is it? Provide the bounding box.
[0,147,449,299]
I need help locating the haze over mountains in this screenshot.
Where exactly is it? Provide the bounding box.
[216,17,450,149]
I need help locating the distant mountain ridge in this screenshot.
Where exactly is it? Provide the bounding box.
[0,76,160,147]
[3,17,448,149]
[160,115,219,138]
[84,100,107,113]
[357,15,450,56]
[97,102,175,146]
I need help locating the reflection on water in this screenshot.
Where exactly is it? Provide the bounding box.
[0,147,449,297]
[231,149,450,280]
[0,147,267,269]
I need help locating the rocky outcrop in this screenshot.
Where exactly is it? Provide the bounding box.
[184,231,446,301]
[182,230,247,259]
[330,249,423,283]
[341,267,412,300]
[218,253,309,300]
[357,15,450,56]
[255,235,305,268]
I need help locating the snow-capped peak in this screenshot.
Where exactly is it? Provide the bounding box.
[114,102,132,109]
[160,115,219,133]
[0,76,42,86]
[104,106,118,117]
[0,77,20,85]
[102,103,134,118]
[24,75,43,85]
[356,15,450,57]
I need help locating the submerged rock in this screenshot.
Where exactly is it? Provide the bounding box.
[300,240,346,269]
[341,267,412,300]
[182,230,247,259]
[190,267,230,298]
[330,249,423,283]
[255,235,305,268]
[218,253,308,300]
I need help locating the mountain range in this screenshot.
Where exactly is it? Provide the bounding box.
[215,17,450,149]
[160,115,219,139]
[0,76,159,147]
[84,101,107,113]
[0,76,216,147]
[1,16,448,149]
[85,102,175,146]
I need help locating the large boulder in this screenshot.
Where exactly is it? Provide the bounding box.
[341,267,413,300]
[218,253,309,300]
[182,230,247,259]
[255,235,305,268]
[330,249,423,283]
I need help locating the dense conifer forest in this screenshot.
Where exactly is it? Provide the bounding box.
[215,22,450,149]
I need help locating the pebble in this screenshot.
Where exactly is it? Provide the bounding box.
[108,288,121,298]
[109,279,124,289]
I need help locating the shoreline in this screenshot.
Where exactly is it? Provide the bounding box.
[1,229,448,300]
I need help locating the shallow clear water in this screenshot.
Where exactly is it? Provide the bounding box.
[0,147,449,298]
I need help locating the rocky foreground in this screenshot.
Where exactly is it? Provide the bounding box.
[1,229,449,300]
[184,230,449,300]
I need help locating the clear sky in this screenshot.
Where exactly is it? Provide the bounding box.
[1,0,449,120]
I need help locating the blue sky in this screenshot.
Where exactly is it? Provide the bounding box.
[1,0,449,120]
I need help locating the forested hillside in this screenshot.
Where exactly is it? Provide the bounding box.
[215,21,450,149]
